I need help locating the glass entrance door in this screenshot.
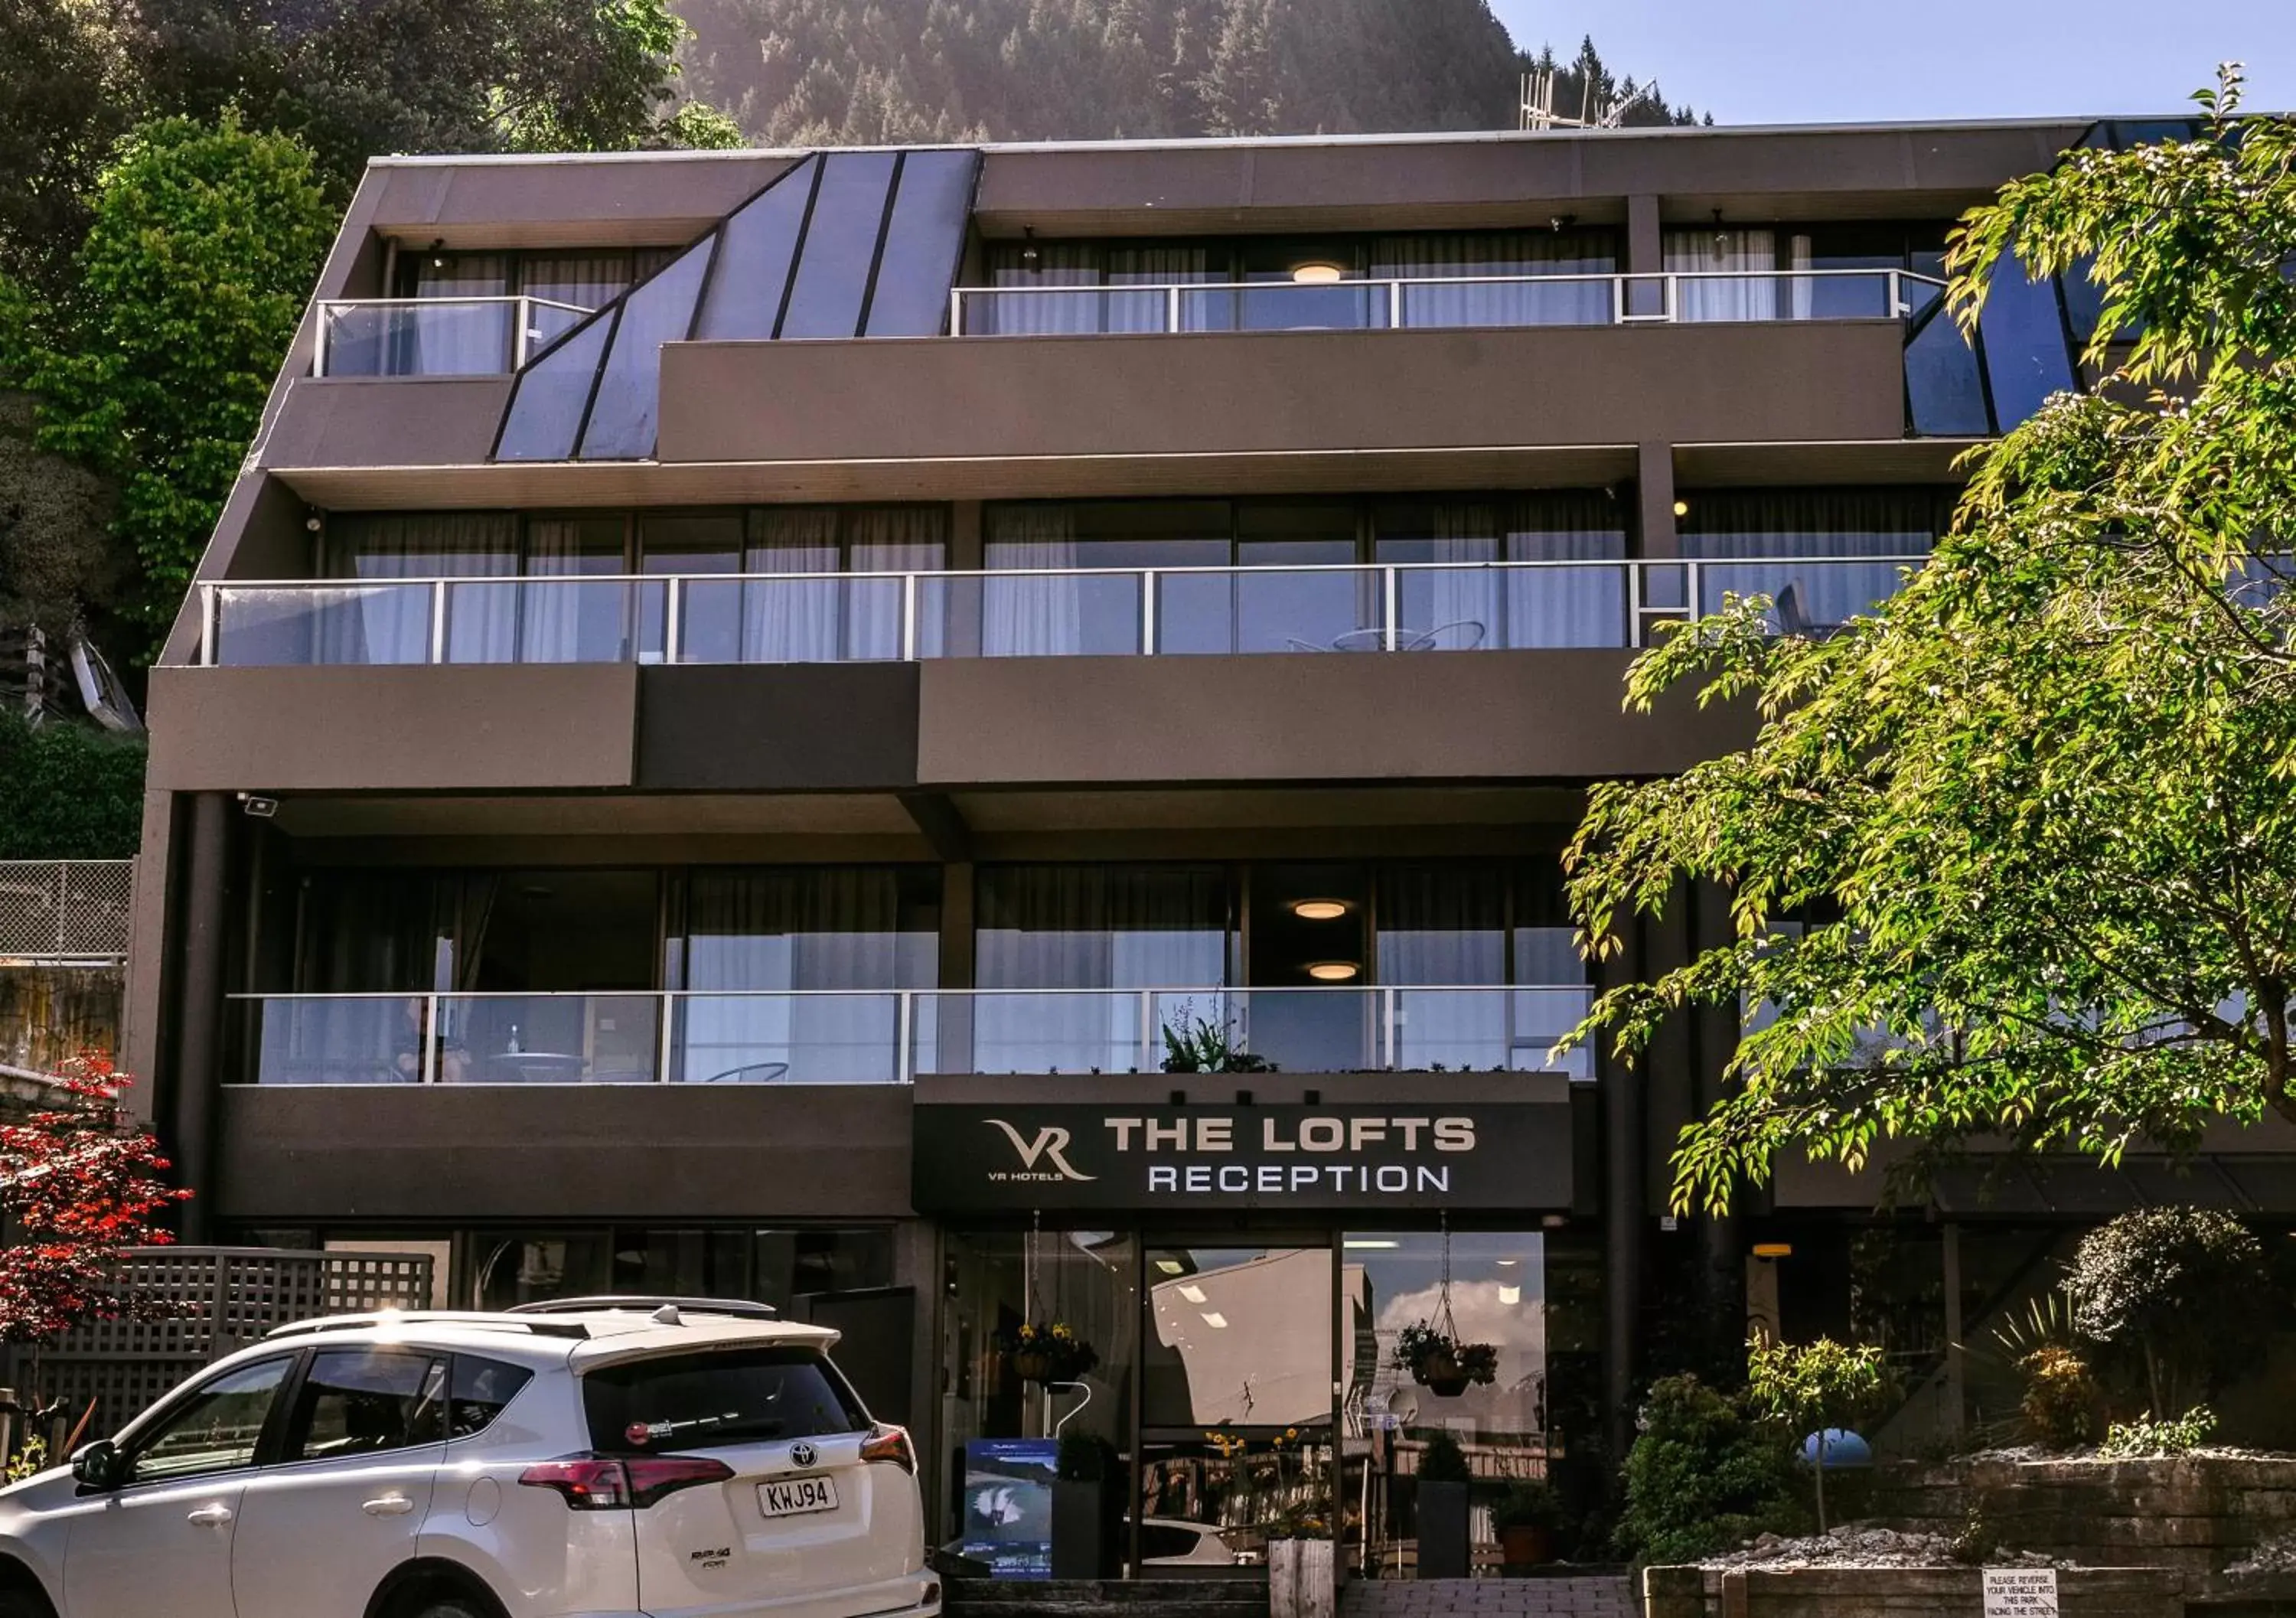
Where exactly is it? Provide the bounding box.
[1137,1242,1338,1571]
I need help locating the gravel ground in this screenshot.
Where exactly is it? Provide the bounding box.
[1701,1525,2065,1570]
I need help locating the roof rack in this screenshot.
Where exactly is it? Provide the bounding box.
[505,1295,781,1322]
[266,1311,592,1342]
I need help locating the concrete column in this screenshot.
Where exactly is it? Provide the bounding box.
[1636,441,1679,559]
[1626,194,1664,276]
[1600,913,1649,1466]
[120,788,176,1118]
[949,502,984,572]
[169,792,231,1241]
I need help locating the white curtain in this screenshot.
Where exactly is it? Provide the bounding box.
[521,517,627,663]
[742,507,843,663]
[845,507,944,659]
[1680,488,1949,629]
[986,243,1218,334]
[327,513,517,663]
[985,506,1084,656]
[1379,494,1627,649]
[1665,228,1789,322]
[1372,230,1615,328]
[517,253,629,354]
[407,253,513,374]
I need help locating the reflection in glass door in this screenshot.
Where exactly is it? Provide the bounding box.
[1140,1244,1336,1571]
[1342,1231,1548,1580]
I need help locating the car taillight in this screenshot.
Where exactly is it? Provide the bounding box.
[860,1422,915,1474]
[518,1454,734,1510]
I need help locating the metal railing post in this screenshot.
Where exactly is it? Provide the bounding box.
[949,288,964,337]
[896,991,915,1086]
[902,572,919,661]
[513,297,530,370]
[1610,276,1625,325]
[314,306,330,379]
[201,585,218,667]
[1627,561,1644,648]
[1688,559,1704,624]
[1139,990,1154,1074]
[1388,279,1404,330]
[1383,566,1400,652]
[1167,285,1182,334]
[422,993,439,1085]
[1665,274,1680,323]
[665,575,684,664]
[657,992,677,1084]
[429,580,448,664]
[1140,569,1157,655]
[1383,987,1398,1070]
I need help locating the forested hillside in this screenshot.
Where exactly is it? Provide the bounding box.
[680,0,1701,145]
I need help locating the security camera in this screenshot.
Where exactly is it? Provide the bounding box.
[236,793,279,818]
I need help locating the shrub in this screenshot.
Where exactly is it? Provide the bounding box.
[0,710,144,858]
[2098,1405,2216,1459]
[2067,1206,2269,1418]
[1616,1374,1801,1566]
[1743,1336,1896,1532]
[2017,1346,2102,1449]
[1492,1478,1560,1531]
[1417,1427,1472,1484]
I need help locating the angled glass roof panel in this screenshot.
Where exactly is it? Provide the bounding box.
[494,308,618,462]
[779,151,899,340]
[693,157,818,341]
[578,236,714,460]
[1976,251,2076,431]
[864,151,982,337]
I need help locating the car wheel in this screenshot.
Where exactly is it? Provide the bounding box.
[403,1601,487,1618]
[0,1589,53,1618]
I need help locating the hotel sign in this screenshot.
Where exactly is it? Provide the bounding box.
[911,1101,1570,1212]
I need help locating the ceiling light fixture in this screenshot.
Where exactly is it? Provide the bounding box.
[1290,260,1347,285]
[1177,1284,1208,1304]
[1306,961,1361,982]
[1020,226,1041,270]
[1154,1258,1186,1275]
[1752,1241,1795,1259]
[1499,1285,1522,1306]
[1200,1311,1230,1329]
[1672,499,1691,519]
[1292,899,1350,922]
[1343,1239,1400,1250]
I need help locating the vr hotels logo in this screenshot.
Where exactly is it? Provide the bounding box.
[983,1114,1477,1194]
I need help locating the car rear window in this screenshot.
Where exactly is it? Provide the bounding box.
[582,1346,867,1454]
[450,1355,534,1439]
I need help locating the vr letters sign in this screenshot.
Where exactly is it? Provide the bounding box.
[911,1101,1570,1212]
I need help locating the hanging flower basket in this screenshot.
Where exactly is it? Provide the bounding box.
[997,1321,1100,1385]
[1395,1323,1498,1398]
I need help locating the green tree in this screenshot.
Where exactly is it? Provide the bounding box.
[2066,1206,2268,1420]
[1743,1337,1893,1532]
[0,710,145,860]
[0,0,139,296]
[1559,75,2296,1214]
[28,117,334,648]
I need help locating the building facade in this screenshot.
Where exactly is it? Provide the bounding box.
[126,116,2293,1570]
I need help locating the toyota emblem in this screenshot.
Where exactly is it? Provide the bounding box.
[790,1441,817,1470]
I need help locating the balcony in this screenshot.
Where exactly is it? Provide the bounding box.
[230,984,1594,1087]
[315,297,593,378]
[949,268,1937,336]
[196,556,1926,668]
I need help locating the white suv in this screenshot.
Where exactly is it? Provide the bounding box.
[0,1297,941,1618]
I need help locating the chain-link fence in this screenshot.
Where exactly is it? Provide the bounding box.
[0,861,133,964]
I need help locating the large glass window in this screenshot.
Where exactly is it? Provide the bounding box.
[1373,493,1628,650]
[280,1349,445,1462]
[1678,487,1953,631]
[127,1356,295,1483]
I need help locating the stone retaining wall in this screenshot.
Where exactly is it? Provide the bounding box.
[1343,1577,1632,1618]
[1870,1457,2296,1585]
[1641,1566,2185,1618]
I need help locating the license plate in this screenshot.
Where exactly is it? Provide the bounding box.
[758,1476,839,1518]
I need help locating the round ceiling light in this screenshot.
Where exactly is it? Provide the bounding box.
[1290,261,1347,285]
[1291,899,1350,921]
[1306,961,1361,982]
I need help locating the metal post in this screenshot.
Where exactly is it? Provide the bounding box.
[1664,274,1679,323]
[1610,276,1625,326]
[513,297,530,370]
[1139,990,1154,1074]
[902,572,919,661]
[201,585,218,667]
[1627,559,1645,648]
[665,575,684,664]
[896,991,915,1086]
[657,992,677,1084]
[1383,987,1398,1070]
[429,580,448,664]
[422,993,439,1085]
[1688,560,1704,625]
[314,305,330,379]
[1388,279,1404,330]
[949,288,964,338]
[1140,569,1157,655]
[1382,566,1400,652]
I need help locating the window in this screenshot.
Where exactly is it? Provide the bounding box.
[126,1357,294,1484]
[282,1349,445,1462]
[449,1355,535,1440]
[1677,487,1952,631]
[582,1348,867,1453]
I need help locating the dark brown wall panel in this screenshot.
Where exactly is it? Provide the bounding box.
[215,1086,913,1220]
[635,666,921,791]
[658,322,1906,465]
[147,666,638,791]
[261,377,514,470]
[918,650,1755,787]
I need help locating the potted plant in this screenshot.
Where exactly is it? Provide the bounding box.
[1414,1427,1473,1580]
[1160,1015,1277,1074]
[996,1320,1100,1385]
[1052,1430,1120,1580]
[1266,1426,1336,1618]
[1394,1321,1499,1399]
[1492,1478,1560,1569]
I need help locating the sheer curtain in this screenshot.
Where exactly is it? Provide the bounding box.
[1109,245,1218,333]
[1376,493,1626,649]
[1679,488,1949,628]
[1373,230,1616,328]
[742,507,843,663]
[985,505,1084,656]
[987,243,1101,335]
[1665,228,1814,322]
[1378,863,1505,1070]
[328,513,517,663]
[844,507,945,659]
[680,868,934,1083]
[975,865,1229,1074]
[1505,491,1629,648]
[518,253,631,354]
[409,253,513,374]
[522,516,627,663]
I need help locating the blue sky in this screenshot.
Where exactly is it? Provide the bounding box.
[1489,1,2296,126]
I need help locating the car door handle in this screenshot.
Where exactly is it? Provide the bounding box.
[362,1494,416,1517]
[186,1503,234,1527]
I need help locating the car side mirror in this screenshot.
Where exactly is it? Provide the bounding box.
[70,1440,121,1491]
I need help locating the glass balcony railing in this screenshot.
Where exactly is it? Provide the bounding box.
[230,985,1593,1085]
[315,297,595,378]
[951,269,1938,337]
[198,555,1928,667]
